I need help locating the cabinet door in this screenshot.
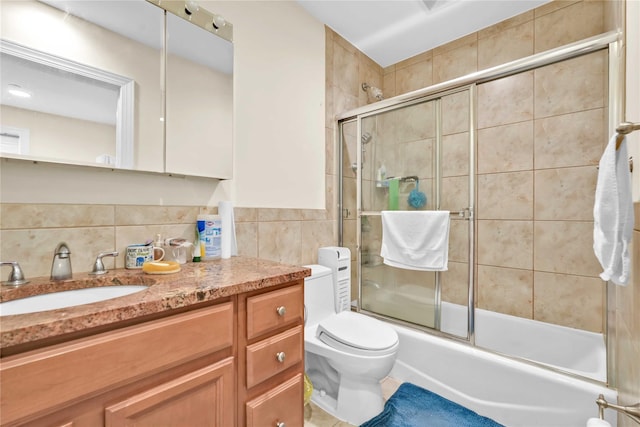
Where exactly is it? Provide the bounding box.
[246,374,303,427]
[105,357,234,427]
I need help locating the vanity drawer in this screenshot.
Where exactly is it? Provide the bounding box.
[246,373,303,427]
[246,325,303,389]
[246,282,303,339]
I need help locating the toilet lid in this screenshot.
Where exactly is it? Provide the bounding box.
[316,311,398,356]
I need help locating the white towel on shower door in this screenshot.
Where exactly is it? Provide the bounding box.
[380,210,450,271]
[593,134,634,286]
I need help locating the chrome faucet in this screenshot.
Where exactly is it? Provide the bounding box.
[0,261,29,286]
[89,251,119,275]
[50,242,72,281]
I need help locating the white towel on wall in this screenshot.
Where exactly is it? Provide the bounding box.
[380,210,450,271]
[593,135,634,286]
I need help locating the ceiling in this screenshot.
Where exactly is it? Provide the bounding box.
[296,0,550,67]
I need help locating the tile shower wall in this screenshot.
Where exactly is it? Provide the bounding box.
[380,0,609,333]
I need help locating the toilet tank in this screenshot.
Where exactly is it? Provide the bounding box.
[318,247,351,312]
[303,264,336,327]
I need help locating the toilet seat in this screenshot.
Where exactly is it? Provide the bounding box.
[316,311,399,356]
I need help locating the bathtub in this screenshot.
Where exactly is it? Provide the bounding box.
[439,302,607,382]
[388,322,617,427]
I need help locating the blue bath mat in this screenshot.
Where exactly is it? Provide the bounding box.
[360,382,504,427]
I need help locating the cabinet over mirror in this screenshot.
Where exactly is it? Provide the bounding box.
[0,0,233,179]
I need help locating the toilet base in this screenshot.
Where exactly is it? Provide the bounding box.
[337,375,384,425]
[309,376,384,425]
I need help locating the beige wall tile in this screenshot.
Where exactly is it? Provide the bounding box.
[534,1,604,53]
[342,218,357,263]
[333,40,360,98]
[534,108,605,169]
[396,59,433,95]
[534,0,580,18]
[1,227,114,278]
[440,261,469,305]
[441,90,470,136]
[534,51,605,118]
[441,176,469,213]
[301,209,329,221]
[1,204,114,229]
[300,220,336,265]
[478,10,534,39]
[394,100,436,143]
[448,219,469,263]
[235,222,257,258]
[258,208,303,222]
[477,121,534,174]
[115,205,198,226]
[478,72,534,129]
[478,220,533,269]
[477,171,533,220]
[395,50,433,70]
[401,138,435,180]
[534,166,597,221]
[257,221,301,265]
[433,33,477,56]
[234,207,258,222]
[325,127,336,175]
[533,271,604,332]
[433,41,478,84]
[383,71,396,99]
[442,133,469,178]
[478,21,534,70]
[534,221,601,276]
[478,265,533,318]
[332,86,359,122]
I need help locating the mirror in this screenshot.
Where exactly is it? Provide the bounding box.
[1,39,135,168]
[0,0,233,178]
[162,4,234,178]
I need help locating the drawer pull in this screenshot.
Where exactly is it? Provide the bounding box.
[276,306,287,316]
[276,422,285,427]
[276,352,286,363]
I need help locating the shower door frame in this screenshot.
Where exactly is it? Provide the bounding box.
[338,29,622,383]
[348,87,477,342]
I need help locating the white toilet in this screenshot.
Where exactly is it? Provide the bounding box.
[304,264,399,425]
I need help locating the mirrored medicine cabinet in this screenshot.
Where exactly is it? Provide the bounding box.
[0,0,233,179]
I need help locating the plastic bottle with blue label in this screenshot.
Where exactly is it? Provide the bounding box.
[197,214,222,260]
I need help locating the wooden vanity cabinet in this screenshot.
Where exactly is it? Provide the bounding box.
[1,302,235,427]
[0,278,306,427]
[238,281,305,427]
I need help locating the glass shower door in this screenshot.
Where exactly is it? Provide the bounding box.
[351,87,473,338]
[359,99,439,329]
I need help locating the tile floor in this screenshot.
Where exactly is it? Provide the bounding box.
[303,376,402,427]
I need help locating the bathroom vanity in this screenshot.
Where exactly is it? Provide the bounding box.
[0,258,309,427]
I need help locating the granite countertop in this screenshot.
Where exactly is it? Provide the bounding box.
[0,257,311,351]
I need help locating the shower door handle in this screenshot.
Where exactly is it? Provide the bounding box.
[453,208,473,219]
[343,208,351,219]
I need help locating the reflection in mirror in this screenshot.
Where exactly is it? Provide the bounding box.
[1,40,134,168]
[0,0,164,172]
[164,10,233,178]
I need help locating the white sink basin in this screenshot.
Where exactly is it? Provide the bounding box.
[0,285,148,316]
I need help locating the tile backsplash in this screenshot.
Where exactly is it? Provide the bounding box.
[0,204,336,278]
